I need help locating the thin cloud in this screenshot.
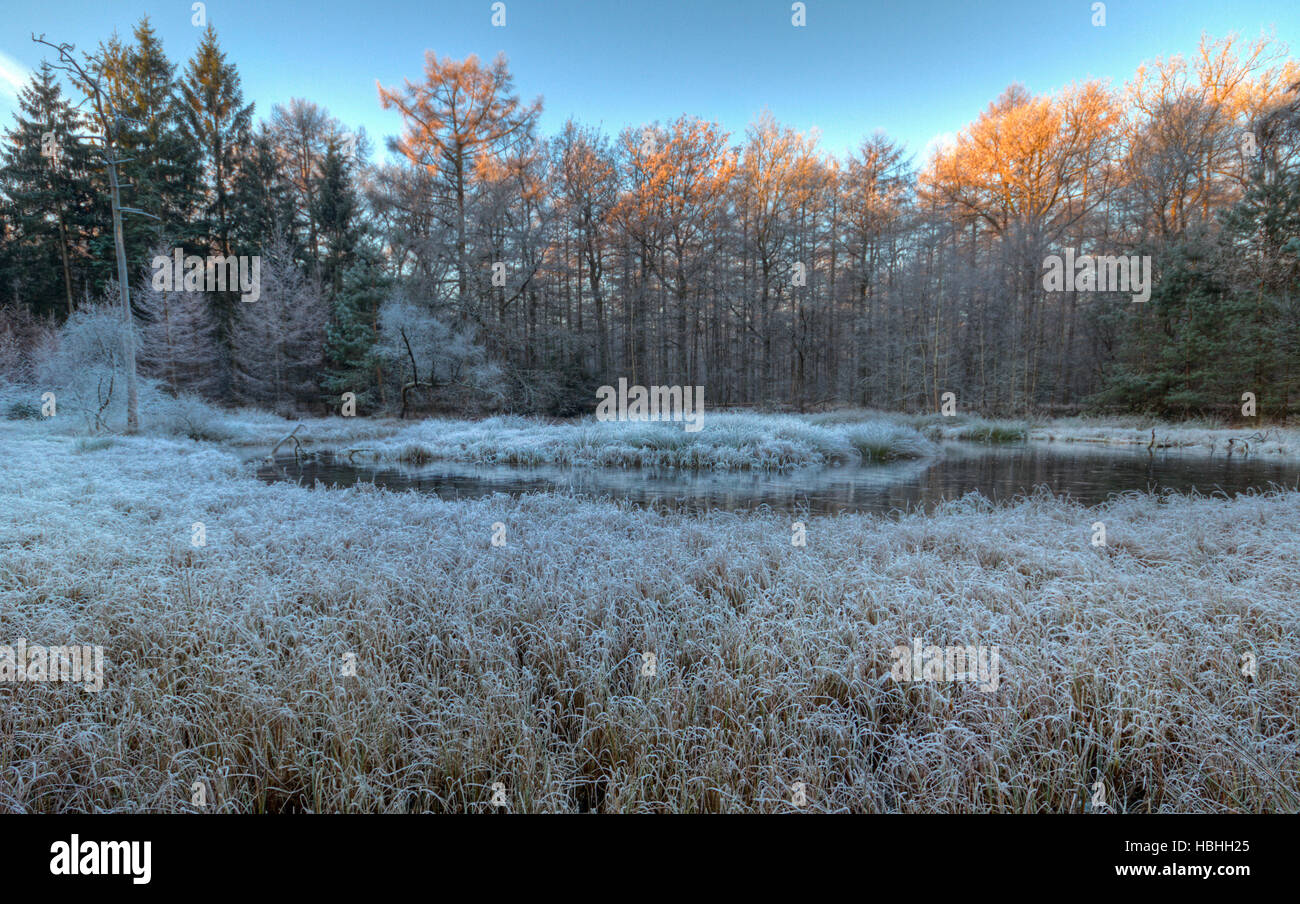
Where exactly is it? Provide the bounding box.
[920,130,957,163]
[0,50,32,102]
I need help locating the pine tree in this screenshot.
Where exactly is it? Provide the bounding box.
[179,22,254,353]
[1219,125,1300,418]
[230,127,296,257]
[99,18,204,264]
[179,23,253,258]
[310,140,362,299]
[322,254,389,408]
[0,63,104,316]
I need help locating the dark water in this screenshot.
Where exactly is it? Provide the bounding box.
[252,442,1300,515]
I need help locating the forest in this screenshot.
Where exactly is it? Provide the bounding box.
[2,20,1299,424]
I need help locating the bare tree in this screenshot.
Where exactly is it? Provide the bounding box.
[378,53,541,317]
[136,243,220,397]
[230,233,326,412]
[33,33,158,434]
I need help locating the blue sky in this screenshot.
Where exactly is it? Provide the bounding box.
[2,0,1298,164]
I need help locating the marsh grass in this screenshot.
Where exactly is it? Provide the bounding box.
[952,421,1030,443]
[812,410,1032,445]
[813,408,1300,457]
[843,421,939,461]
[1,421,1296,812]
[368,412,937,471]
[72,436,113,453]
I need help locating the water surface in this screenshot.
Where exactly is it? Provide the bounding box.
[253,442,1300,515]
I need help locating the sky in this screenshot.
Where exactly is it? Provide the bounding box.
[1,0,1298,166]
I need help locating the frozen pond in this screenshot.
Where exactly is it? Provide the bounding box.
[252,441,1300,515]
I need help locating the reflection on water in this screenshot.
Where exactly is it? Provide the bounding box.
[252,442,1300,515]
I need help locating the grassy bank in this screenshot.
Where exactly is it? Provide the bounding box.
[365,412,937,470]
[1,419,1296,812]
[13,372,1292,466]
[0,381,936,471]
[813,408,1300,456]
[1029,417,1300,456]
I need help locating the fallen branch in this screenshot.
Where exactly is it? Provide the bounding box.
[266,423,305,461]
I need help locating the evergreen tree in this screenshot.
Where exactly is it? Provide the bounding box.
[99,18,204,265]
[0,63,104,316]
[310,140,362,299]
[179,23,253,257]
[230,127,296,256]
[1219,125,1300,417]
[179,22,254,351]
[322,254,389,408]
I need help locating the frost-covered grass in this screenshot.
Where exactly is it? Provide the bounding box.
[56,400,937,471]
[1030,417,1300,457]
[361,412,937,471]
[815,407,1300,456]
[10,377,1296,464]
[950,420,1030,443]
[1,419,1297,813]
[5,386,939,471]
[810,409,1030,444]
[215,406,410,448]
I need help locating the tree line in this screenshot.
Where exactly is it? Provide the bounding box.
[2,20,1299,419]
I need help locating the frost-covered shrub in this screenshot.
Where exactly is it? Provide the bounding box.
[30,301,233,440]
[143,390,235,442]
[35,302,135,434]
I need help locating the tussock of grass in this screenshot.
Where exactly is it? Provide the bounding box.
[4,401,41,421]
[1,421,1296,812]
[73,436,113,453]
[952,420,1029,443]
[813,410,1032,445]
[842,421,938,461]
[219,408,410,448]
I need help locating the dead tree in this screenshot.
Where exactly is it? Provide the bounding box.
[34,34,159,434]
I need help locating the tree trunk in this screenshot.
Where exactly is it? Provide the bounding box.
[108,160,139,434]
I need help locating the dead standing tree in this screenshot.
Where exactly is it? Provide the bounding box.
[34,34,159,434]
